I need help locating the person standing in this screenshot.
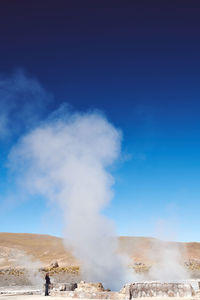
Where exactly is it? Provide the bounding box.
[45,273,51,296]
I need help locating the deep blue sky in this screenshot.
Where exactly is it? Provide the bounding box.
[1,1,200,241]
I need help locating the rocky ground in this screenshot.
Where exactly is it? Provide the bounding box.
[0,267,81,297]
[0,267,81,287]
[0,296,73,299]
[0,262,200,289]
[0,296,198,300]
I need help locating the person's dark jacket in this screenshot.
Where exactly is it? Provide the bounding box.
[45,275,51,285]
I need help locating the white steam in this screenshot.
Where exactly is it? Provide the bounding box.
[4,248,43,286]
[147,218,189,281]
[9,111,132,290]
[148,239,189,281]
[13,251,43,286]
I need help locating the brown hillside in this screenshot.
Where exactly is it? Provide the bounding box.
[0,232,77,268]
[0,233,200,268]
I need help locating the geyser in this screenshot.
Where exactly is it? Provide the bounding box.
[9,110,132,290]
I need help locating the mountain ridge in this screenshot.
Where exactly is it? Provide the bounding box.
[0,232,200,269]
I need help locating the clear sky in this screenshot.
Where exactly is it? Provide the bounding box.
[0,1,200,242]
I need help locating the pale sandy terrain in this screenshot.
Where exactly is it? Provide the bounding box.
[0,296,197,300]
[0,296,65,300]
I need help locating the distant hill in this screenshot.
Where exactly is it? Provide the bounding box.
[0,232,77,268]
[0,232,200,269]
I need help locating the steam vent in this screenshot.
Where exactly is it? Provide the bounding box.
[49,280,198,299]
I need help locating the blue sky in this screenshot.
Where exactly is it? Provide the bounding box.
[1,1,200,241]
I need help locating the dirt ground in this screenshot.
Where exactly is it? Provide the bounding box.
[0,296,198,300]
[0,271,80,287]
[0,296,65,300]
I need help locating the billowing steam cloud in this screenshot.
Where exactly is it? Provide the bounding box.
[12,250,43,286]
[8,110,132,289]
[3,72,189,288]
[148,239,189,281]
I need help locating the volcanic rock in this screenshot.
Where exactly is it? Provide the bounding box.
[75,281,105,292]
[50,261,59,268]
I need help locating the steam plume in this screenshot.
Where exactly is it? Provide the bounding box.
[148,239,189,281]
[9,110,132,289]
[12,250,43,286]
